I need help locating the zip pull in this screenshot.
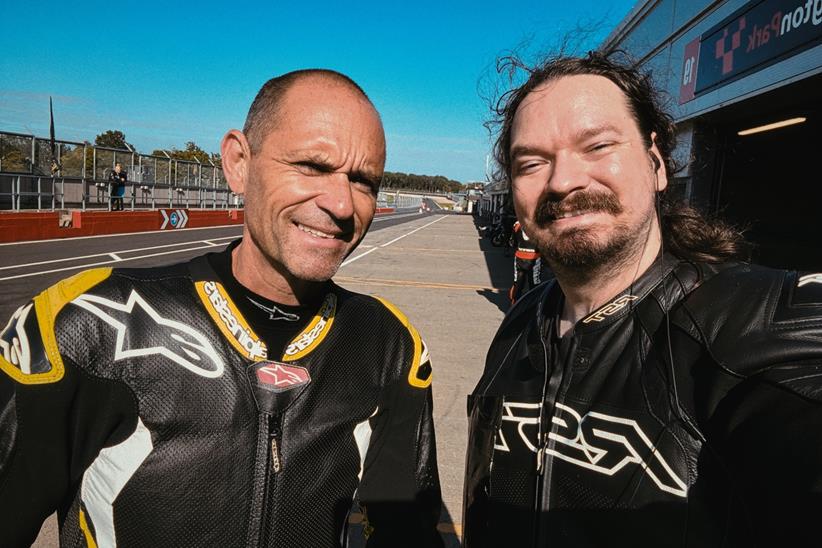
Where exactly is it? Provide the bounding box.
[270,438,281,473]
[269,415,282,474]
[535,433,547,475]
[536,446,545,475]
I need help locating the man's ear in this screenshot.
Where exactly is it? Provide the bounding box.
[221,129,251,195]
[649,132,668,193]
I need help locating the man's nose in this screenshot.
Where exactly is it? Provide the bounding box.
[545,152,589,197]
[315,172,355,220]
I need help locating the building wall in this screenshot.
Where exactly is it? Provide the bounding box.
[603,0,822,208]
[605,0,822,122]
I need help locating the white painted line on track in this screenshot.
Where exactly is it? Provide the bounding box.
[0,244,217,282]
[379,215,447,247]
[0,222,244,247]
[0,212,418,248]
[371,212,424,223]
[0,213,435,279]
[341,215,447,267]
[0,236,237,271]
[340,247,379,267]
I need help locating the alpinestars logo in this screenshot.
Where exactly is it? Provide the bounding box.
[283,293,336,359]
[494,401,688,498]
[201,281,267,360]
[253,361,311,393]
[72,290,225,378]
[247,297,300,322]
[0,303,34,372]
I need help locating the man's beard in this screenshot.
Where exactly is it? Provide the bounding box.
[530,190,653,276]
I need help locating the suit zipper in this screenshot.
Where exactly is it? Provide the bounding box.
[534,336,576,546]
[246,413,282,548]
[269,414,282,474]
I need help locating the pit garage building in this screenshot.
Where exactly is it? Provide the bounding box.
[603,0,822,269]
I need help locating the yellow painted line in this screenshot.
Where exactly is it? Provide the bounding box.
[377,247,479,254]
[335,276,504,292]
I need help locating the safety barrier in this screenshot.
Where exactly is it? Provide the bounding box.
[0,173,239,211]
[0,130,238,211]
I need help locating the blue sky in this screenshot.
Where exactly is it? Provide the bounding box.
[1,0,636,182]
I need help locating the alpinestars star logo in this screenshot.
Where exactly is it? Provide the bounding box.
[247,297,300,322]
[253,361,311,393]
[72,290,225,378]
[494,401,688,498]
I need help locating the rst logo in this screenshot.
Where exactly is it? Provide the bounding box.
[583,294,638,323]
[494,401,688,498]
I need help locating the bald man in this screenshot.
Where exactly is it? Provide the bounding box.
[0,70,443,548]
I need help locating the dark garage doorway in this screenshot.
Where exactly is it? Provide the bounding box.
[712,75,821,270]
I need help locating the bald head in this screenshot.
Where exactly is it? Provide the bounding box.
[243,69,376,153]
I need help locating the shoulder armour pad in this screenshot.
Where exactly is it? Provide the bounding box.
[0,268,111,384]
[374,296,432,389]
[773,271,822,323]
[794,273,822,305]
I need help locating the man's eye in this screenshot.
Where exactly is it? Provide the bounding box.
[351,177,378,195]
[515,161,542,175]
[588,142,613,153]
[295,162,326,174]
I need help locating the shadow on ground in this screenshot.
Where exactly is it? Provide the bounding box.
[346,502,462,547]
[472,214,513,315]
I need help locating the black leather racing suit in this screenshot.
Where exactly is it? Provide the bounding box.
[0,254,442,547]
[464,254,822,547]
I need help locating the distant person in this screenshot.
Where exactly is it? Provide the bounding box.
[0,69,443,547]
[464,51,822,547]
[108,162,127,210]
[508,219,541,304]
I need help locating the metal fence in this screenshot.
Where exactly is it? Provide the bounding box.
[379,191,423,210]
[0,130,239,211]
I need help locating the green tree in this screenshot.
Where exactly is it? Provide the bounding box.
[380,171,463,193]
[152,141,214,164]
[0,145,28,172]
[94,130,133,150]
[58,143,91,177]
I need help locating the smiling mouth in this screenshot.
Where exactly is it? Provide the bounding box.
[555,210,592,220]
[550,209,605,222]
[296,223,338,240]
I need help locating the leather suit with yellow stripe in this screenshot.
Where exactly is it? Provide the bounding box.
[0,254,442,547]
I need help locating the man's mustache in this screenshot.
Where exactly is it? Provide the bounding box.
[535,191,623,225]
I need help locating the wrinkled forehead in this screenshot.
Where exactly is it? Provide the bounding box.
[270,79,386,159]
[512,74,637,137]
[282,77,383,128]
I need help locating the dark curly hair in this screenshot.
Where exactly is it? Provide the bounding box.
[488,51,749,263]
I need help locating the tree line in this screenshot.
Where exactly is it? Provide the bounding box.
[1,129,467,192]
[381,171,463,193]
